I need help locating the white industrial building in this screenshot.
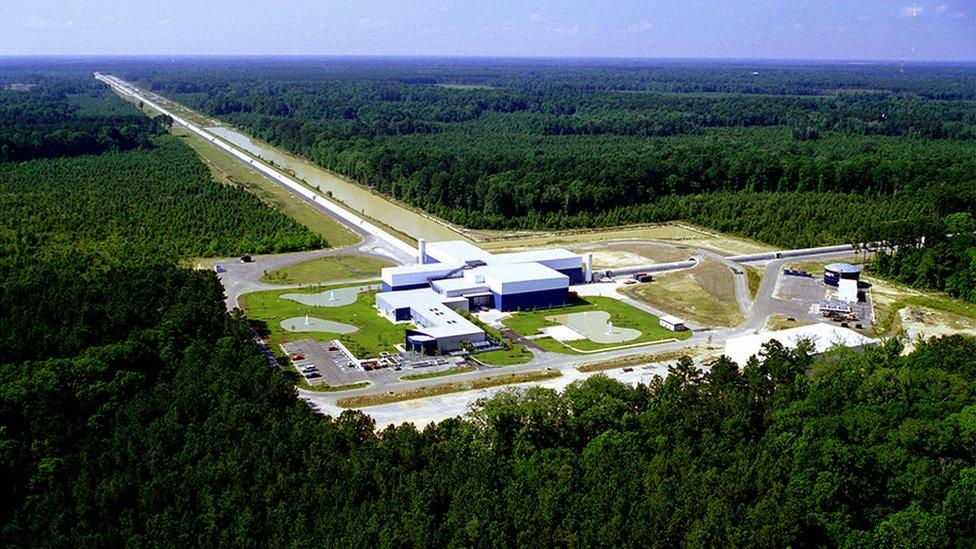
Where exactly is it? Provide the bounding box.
[377,239,592,353]
[375,288,486,354]
[724,323,877,366]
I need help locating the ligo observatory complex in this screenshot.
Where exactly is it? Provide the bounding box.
[376,240,593,354]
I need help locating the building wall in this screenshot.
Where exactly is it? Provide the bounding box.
[556,267,584,284]
[493,287,569,312]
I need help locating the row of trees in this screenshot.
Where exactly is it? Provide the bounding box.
[2,252,973,545]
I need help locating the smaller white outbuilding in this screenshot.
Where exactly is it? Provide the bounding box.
[837,278,859,302]
[659,315,687,331]
[724,322,877,366]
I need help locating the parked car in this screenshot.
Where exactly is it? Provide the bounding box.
[290,353,305,361]
[303,372,321,379]
[214,264,226,273]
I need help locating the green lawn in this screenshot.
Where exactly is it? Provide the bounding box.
[502,296,691,353]
[261,254,395,285]
[476,344,534,365]
[239,281,404,358]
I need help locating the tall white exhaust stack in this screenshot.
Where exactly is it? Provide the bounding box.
[584,253,593,282]
[418,238,427,265]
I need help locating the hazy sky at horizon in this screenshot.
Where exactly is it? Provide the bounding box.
[1,1,973,62]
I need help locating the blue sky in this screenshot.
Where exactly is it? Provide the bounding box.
[1,1,973,61]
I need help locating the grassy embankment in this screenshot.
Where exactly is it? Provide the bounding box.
[336,369,561,408]
[240,282,402,358]
[400,365,477,381]
[620,260,744,328]
[502,295,690,353]
[745,266,763,298]
[576,345,719,372]
[261,254,395,285]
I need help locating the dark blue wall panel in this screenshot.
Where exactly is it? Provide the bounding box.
[556,267,584,284]
[493,288,569,312]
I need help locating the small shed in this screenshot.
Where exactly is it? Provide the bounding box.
[659,315,687,332]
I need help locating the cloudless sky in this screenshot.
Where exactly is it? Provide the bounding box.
[1,0,973,62]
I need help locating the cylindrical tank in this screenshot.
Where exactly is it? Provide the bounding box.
[418,238,426,265]
[584,253,593,282]
[823,263,861,286]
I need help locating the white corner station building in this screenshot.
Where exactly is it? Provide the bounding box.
[724,322,878,366]
[376,239,593,354]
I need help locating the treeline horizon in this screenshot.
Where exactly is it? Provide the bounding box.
[110,58,974,251]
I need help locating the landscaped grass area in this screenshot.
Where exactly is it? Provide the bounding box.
[475,345,534,365]
[400,365,476,381]
[336,369,561,408]
[261,254,395,285]
[172,126,360,247]
[240,281,402,358]
[620,260,744,327]
[501,296,690,353]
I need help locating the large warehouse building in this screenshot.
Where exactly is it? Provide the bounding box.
[376,240,590,353]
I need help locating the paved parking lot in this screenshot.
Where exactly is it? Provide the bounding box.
[773,273,873,327]
[281,339,468,389]
[282,339,367,387]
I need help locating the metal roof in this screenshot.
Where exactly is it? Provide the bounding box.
[825,263,862,274]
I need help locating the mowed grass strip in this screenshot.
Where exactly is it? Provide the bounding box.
[501,296,690,353]
[621,260,744,327]
[173,126,361,247]
[475,345,534,366]
[577,346,707,372]
[261,254,395,285]
[240,282,403,358]
[336,369,561,408]
[400,365,476,381]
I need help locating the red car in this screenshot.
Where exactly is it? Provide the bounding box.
[289,353,305,361]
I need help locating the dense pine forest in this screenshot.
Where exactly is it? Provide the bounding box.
[122,58,976,248]
[0,67,325,258]
[2,258,973,545]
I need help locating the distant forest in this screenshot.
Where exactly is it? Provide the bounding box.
[120,58,975,248]
[0,68,325,258]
